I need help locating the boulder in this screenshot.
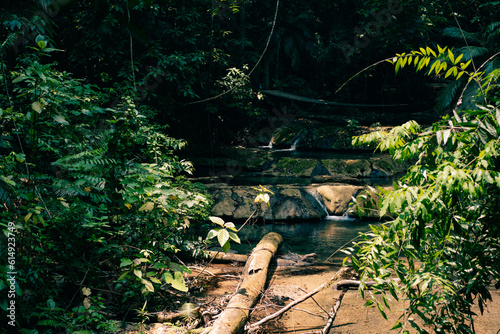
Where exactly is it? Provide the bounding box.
[205,184,326,221]
[210,186,236,217]
[316,185,363,215]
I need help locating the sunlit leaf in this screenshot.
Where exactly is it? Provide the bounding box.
[209,216,225,227]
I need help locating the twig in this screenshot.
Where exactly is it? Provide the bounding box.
[290,307,327,319]
[321,289,346,334]
[297,286,330,316]
[188,266,216,277]
[332,278,400,290]
[246,267,349,331]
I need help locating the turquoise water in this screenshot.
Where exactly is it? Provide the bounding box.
[231,218,378,263]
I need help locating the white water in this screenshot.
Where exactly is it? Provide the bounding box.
[260,138,273,149]
[308,189,356,221]
[275,136,301,152]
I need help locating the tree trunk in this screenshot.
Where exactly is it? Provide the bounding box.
[209,232,283,334]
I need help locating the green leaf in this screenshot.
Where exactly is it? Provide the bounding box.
[228,231,240,243]
[52,114,69,125]
[163,271,188,292]
[391,322,403,330]
[31,101,43,113]
[222,240,231,254]
[447,49,455,64]
[141,278,154,292]
[120,258,133,267]
[134,269,142,279]
[150,277,162,284]
[139,201,155,211]
[37,40,47,49]
[382,295,391,309]
[224,222,237,231]
[377,302,388,320]
[217,228,230,247]
[117,270,129,281]
[207,229,218,240]
[209,216,225,227]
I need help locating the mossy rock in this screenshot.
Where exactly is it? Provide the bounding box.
[275,158,318,176]
[370,155,409,176]
[321,159,371,178]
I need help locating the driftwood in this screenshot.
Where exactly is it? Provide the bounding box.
[209,232,283,334]
[246,266,349,332]
[332,278,401,291]
[205,250,249,263]
[320,289,346,334]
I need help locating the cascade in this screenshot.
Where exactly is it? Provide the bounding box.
[308,190,329,217]
[290,136,300,150]
[260,137,273,149]
[276,135,301,152]
[308,189,355,221]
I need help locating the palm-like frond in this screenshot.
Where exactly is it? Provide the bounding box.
[456,46,490,61]
[435,78,464,111]
[459,82,484,110]
[486,21,500,34]
[443,27,482,44]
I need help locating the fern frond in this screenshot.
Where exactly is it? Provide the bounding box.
[460,83,484,111]
[435,79,464,111]
[486,21,500,34]
[457,46,489,61]
[443,27,482,44]
[36,318,68,329]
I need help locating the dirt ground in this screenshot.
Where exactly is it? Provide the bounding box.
[121,262,500,334]
[199,262,500,334]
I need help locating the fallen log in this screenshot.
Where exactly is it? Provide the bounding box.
[246,266,349,332]
[209,232,283,334]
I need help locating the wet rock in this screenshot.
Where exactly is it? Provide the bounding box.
[316,185,363,215]
[320,159,372,178]
[210,187,236,217]
[205,183,376,221]
[311,163,331,177]
[274,199,302,220]
[263,157,318,177]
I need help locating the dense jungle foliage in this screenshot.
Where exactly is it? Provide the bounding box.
[1,0,499,332]
[349,44,500,333]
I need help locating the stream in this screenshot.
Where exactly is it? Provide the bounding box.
[232,218,377,263]
[197,146,388,263]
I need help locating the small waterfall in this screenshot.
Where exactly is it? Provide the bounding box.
[260,137,273,149]
[277,135,301,152]
[308,189,356,221]
[307,190,330,217]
